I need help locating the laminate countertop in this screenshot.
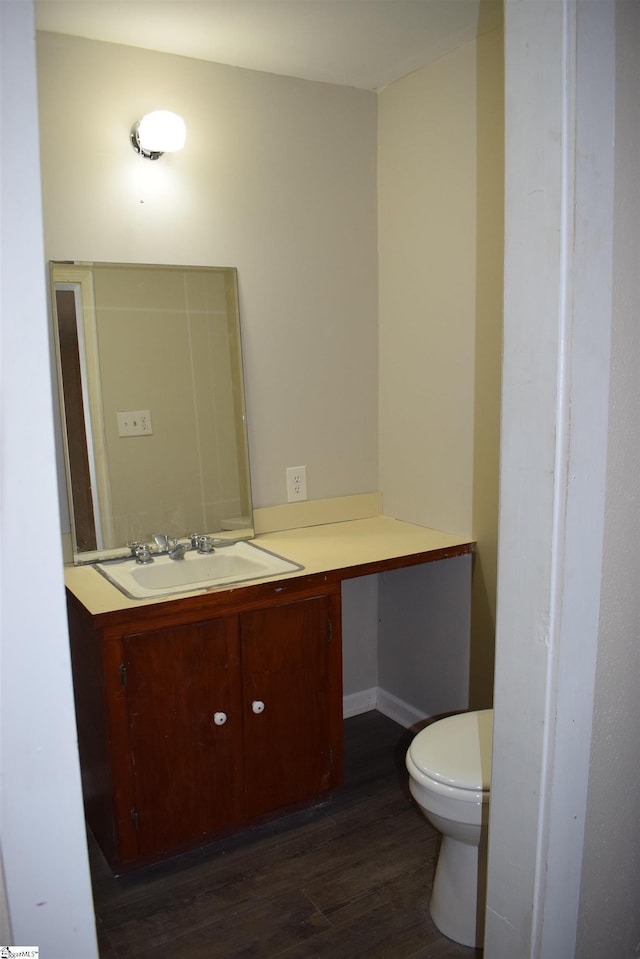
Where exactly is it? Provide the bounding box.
[64,516,474,617]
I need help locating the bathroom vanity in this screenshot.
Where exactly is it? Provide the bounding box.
[50,263,475,873]
[65,516,473,873]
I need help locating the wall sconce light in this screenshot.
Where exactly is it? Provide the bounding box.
[130,110,186,160]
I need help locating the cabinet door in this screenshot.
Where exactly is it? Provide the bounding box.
[241,595,337,819]
[123,617,245,858]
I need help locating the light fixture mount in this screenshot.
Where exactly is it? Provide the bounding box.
[130,122,162,160]
[129,111,186,160]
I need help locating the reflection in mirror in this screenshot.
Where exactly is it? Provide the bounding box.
[51,262,253,562]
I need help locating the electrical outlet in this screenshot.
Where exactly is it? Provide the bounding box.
[117,410,153,437]
[286,466,307,502]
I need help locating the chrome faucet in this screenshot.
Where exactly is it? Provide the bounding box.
[152,533,170,553]
[152,533,190,560]
[167,541,189,561]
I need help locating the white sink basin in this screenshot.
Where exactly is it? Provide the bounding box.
[95,541,303,599]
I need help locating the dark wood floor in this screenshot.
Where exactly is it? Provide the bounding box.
[89,710,482,959]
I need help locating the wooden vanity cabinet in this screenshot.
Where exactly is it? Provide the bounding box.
[66,580,343,873]
[241,596,337,820]
[122,616,245,861]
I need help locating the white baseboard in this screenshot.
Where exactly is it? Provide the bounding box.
[373,688,429,729]
[342,686,429,729]
[342,687,378,718]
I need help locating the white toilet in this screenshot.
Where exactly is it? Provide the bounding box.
[406,708,493,948]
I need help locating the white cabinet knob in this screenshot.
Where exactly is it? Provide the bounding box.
[251,700,265,714]
[213,712,227,726]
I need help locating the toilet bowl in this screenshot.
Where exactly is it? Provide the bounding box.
[406,708,493,948]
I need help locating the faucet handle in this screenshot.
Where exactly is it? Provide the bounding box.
[190,533,216,552]
[134,543,154,564]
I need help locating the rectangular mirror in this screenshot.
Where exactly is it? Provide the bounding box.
[50,261,253,562]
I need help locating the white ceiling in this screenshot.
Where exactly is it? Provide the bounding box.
[35,0,501,92]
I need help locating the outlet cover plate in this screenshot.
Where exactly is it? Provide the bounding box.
[286,466,307,502]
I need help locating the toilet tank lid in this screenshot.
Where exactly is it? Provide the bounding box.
[408,709,493,791]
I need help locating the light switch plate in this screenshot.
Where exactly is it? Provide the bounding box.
[117,410,153,437]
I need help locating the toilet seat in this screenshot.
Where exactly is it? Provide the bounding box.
[407,709,493,796]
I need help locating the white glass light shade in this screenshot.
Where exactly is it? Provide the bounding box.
[137,111,186,153]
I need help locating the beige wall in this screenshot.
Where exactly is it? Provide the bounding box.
[378,27,503,708]
[378,44,477,537]
[37,32,379,514]
[470,25,503,708]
